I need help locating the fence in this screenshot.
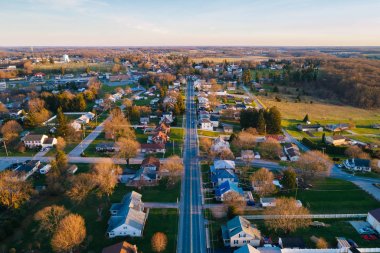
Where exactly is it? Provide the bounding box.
[243,213,367,220]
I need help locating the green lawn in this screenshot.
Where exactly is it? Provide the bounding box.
[197,130,220,137]
[279,178,379,214]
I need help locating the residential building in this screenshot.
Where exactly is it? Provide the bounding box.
[150,131,168,144]
[199,118,213,130]
[325,123,349,132]
[326,135,348,146]
[260,197,277,207]
[367,208,380,233]
[343,158,371,172]
[16,160,40,181]
[131,157,161,182]
[283,143,300,162]
[155,122,170,134]
[223,125,234,133]
[102,241,138,253]
[23,134,56,149]
[213,160,236,170]
[211,168,239,187]
[210,115,220,128]
[211,136,231,153]
[233,245,260,253]
[215,180,244,201]
[241,150,254,161]
[96,142,120,153]
[221,216,262,247]
[296,124,323,132]
[140,143,166,154]
[107,191,148,238]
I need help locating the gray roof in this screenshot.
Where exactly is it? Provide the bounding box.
[223,216,261,239]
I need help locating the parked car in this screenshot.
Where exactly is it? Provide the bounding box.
[347,239,358,248]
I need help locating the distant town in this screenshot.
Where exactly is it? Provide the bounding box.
[0,46,379,253]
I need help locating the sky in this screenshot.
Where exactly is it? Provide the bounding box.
[0,0,379,46]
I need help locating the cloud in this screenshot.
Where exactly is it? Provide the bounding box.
[28,0,108,11]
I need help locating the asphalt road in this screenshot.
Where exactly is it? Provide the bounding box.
[177,80,207,253]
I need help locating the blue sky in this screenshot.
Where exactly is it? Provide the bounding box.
[1,0,379,46]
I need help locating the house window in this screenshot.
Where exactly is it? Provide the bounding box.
[233,240,238,245]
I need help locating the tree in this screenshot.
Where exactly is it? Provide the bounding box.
[345,146,370,159]
[56,107,68,137]
[161,155,183,185]
[231,130,257,151]
[151,232,168,253]
[296,151,332,181]
[250,168,276,197]
[51,214,86,253]
[0,170,33,209]
[91,162,122,198]
[75,93,87,112]
[24,61,33,74]
[116,137,140,164]
[264,197,311,233]
[0,103,9,113]
[56,150,68,172]
[104,108,135,140]
[242,69,252,84]
[265,107,282,134]
[199,137,212,154]
[56,137,66,151]
[25,98,51,127]
[316,238,328,249]
[303,114,309,123]
[0,120,23,143]
[66,173,95,204]
[321,133,326,144]
[223,191,246,216]
[257,110,266,134]
[371,159,380,173]
[34,205,69,235]
[258,138,282,159]
[280,169,297,190]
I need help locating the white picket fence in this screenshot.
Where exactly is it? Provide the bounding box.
[243,213,367,220]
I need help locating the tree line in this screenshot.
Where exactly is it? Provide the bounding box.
[239,107,282,134]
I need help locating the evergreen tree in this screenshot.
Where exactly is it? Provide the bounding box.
[321,133,326,144]
[56,107,68,137]
[280,169,297,189]
[303,114,309,123]
[265,107,282,134]
[242,69,252,84]
[257,110,266,134]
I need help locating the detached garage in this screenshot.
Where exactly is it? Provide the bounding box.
[367,208,380,233]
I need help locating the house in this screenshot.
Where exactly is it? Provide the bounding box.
[16,160,40,181]
[211,169,239,186]
[131,157,161,182]
[215,180,244,201]
[23,135,56,149]
[102,241,137,253]
[325,123,349,132]
[211,136,231,153]
[67,165,78,174]
[233,245,260,253]
[373,124,380,129]
[160,113,174,125]
[241,150,254,161]
[77,112,95,124]
[107,191,148,238]
[260,197,277,207]
[283,143,300,162]
[155,122,170,134]
[140,143,166,154]
[296,124,323,132]
[279,151,287,161]
[213,160,236,170]
[278,237,305,249]
[210,115,220,128]
[223,125,234,133]
[221,216,262,247]
[150,131,169,144]
[70,121,82,131]
[199,118,213,130]
[367,208,380,233]
[343,158,371,172]
[326,135,348,146]
[96,142,120,153]
[140,117,149,125]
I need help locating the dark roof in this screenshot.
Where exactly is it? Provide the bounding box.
[102,241,137,253]
[369,208,380,221]
[43,137,55,144]
[141,156,160,169]
[297,124,321,129]
[280,237,305,249]
[17,160,39,173]
[353,159,371,167]
[23,134,44,142]
[140,143,165,149]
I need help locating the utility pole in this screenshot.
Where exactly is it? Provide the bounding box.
[1,138,8,157]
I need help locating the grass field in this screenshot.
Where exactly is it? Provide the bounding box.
[258,96,380,123]
[279,178,379,214]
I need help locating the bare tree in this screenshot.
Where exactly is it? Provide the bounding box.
[371,159,380,173]
[231,130,257,150]
[151,232,168,253]
[0,171,33,209]
[116,137,140,164]
[258,138,281,159]
[199,137,212,153]
[296,151,332,181]
[34,205,69,235]
[26,98,51,127]
[104,108,135,140]
[51,214,86,253]
[345,146,370,159]
[91,161,122,198]
[222,191,246,215]
[264,197,311,233]
[66,173,96,204]
[161,155,183,185]
[250,168,276,197]
[0,120,23,143]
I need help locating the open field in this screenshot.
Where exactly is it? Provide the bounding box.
[258,96,380,123]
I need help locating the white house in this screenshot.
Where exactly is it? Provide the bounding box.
[241,150,254,161]
[367,208,380,233]
[107,191,148,238]
[211,136,231,153]
[199,118,213,131]
[283,143,300,162]
[260,197,277,207]
[222,216,262,247]
[213,160,236,170]
[343,158,371,172]
[23,135,56,149]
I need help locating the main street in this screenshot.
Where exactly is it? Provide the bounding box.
[177,80,207,253]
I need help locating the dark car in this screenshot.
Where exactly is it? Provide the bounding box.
[247,200,255,206]
[347,239,358,248]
